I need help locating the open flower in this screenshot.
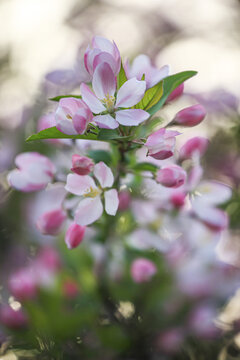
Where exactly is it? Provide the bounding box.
[65,161,119,225]
[124,54,169,89]
[80,62,149,129]
[7,152,55,192]
[55,97,92,135]
[145,128,180,160]
[84,36,121,77]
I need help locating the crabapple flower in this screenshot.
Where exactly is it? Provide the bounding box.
[80,62,149,129]
[145,128,180,160]
[38,112,72,146]
[131,258,157,283]
[156,165,187,188]
[173,104,206,127]
[124,54,169,89]
[166,83,184,103]
[65,161,119,225]
[55,97,92,135]
[8,268,37,301]
[84,36,121,77]
[71,155,94,175]
[36,208,66,236]
[7,152,55,192]
[179,136,209,160]
[65,222,86,249]
[0,306,28,329]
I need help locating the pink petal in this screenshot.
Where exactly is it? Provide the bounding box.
[80,83,105,113]
[116,109,149,126]
[115,78,146,108]
[104,189,119,215]
[65,222,86,249]
[74,196,103,225]
[92,62,116,100]
[92,36,115,54]
[195,181,232,205]
[93,52,118,76]
[94,114,119,129]
[65,174,97,196]
[7,170,46,192]
[72,113,88,134]
[93,162,114,188]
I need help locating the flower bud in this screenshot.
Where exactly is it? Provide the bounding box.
[145,128,180,160]
[131,258,157,283]
[71,155,94,175]
[166,83,184,103]
[36,209,66,235]
[65,222,86,249]
[118,190,131,211]
[156,165,186,188]
[173,104,206,127]
[179,137,209,160]
[170,192,186,208]
[0,306,28,329]
[8,269,37,301]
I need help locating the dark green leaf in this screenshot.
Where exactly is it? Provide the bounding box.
[88,150,112,165]
[132,162,158,172]
[135,81,163,110]
[49,94,82,102]
[147,71,197,115]
[26,126,98,142]
[117,62,128,89]
[134,117,164,139]
[97,128,132,141]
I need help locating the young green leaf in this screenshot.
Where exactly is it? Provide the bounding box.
[26,126,98,142]
[49,94,82,102]
[132,162,159,173]
[117,62,128,90]
[97,129,132,141]
[147,71,197,115]
[135,81,163,110]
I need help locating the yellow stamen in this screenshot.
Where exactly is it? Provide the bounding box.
[66,114,72,119]
[84,186,101,198]
[103,93,115,111]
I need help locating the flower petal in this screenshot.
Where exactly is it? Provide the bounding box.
[72,113,88,134]
[92,62,116,100]
[104,189,119,215]
[65,174,97,196]
[115,78,146,107]
[74,196,103,225]
[94,114,119,129]
[80,83,105,113]
[93,52,118,76]
[116,109,149,126]
[94,162,114,188]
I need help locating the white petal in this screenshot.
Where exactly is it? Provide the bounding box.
[94,114,119,129]
[115,78,146,108]
[65,174,97,196]
[116,109,149,126]
[74,197,103,225]
[104,189,119,215]
[92,63,116,99]
[94,162,114,188]
[80,83,105,114]
[195,181,232,205]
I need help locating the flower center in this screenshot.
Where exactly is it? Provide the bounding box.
[103,93,115,112]
[84,186,102,198]
[66,114,72,120]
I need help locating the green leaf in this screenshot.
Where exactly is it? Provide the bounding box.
[134,117,164,139]
[117,62,128,89]
[49,94,82,102]
[147,70,197,115]
[88,150,112,165]
[26,126,98,142]
[135,81,163,110]
[97,128,131,141]
[132,162,158,172]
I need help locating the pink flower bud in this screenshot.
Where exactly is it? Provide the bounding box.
[8,269,37,301]
[0,306,28,329]
[145,128,180,160]
[65,222,86,249]
[118,190,131,211]
[156,165,186,188]
[166,83,184,103]
[63,279,79,298]
[36,209,66,235]
[179,137,209,160]
[131,258,157,283]
[37,247,61,272]
[173,104,206,127]
[71,155,94,175]
[170,192,186,208]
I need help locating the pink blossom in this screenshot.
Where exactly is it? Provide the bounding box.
[36,208,66,235]
[37,247,61,272]
[84,36,121,77]
[156,165,187,188]
[80,62,149,129]
[65,161,119,225]
[189,305,218,339]
[38,112,71,146]
[8,268,38,300]
[166,83,184,102]
[55,97,92,135]
[65,222,86,249]
[7,152,55,192]
[71,154,94,175]
[118,190,131,211]
[170,191,186,208]
[131,258,157,283]
[145,128,180,160]
[124,54,169,89]
[0,306,28,329]
[179,136,209,160]
[173,104,206,127]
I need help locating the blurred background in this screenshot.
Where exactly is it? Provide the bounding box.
[1,0,240,359]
